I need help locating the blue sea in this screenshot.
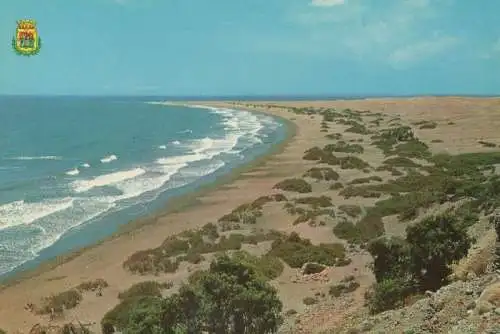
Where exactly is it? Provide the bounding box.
[0,96,286,278]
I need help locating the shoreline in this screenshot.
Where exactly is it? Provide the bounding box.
[0,102,296,289]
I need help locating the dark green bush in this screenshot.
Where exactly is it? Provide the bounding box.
[269,232,345,268]
[274,178,312,193]
[303,167,340,181]
[338,205,362,217]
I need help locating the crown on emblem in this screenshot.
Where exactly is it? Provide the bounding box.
[17,19,36,30]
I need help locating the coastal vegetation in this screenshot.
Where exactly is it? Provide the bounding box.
[102,254,283,334]
[273,178,312,193]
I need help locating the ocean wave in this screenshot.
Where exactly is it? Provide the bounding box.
[0,198,74,230]
[158,145,167,149]
[7,156,62,161]
[178,129,193,134]
[171,140,181,145]
[100,154,118,163]
[66,168,80,176]
[82,163,91,168]
[71,167,146,193]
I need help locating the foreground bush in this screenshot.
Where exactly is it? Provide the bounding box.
[104,255,283,333]
[366,212,471,314]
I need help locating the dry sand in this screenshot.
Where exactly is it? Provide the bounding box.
[0,97,499,333]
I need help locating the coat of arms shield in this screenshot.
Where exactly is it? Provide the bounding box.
[12,19,42,56]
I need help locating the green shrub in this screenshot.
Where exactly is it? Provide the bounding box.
[118,281,165,300]
[274,178,312,193]
[338,205,362,218]
[325,133,343,140]
[339,156,370,170]
[329,280,360,297]
[295,196,332,208]
[102,296,162,333]
[303,297,318,305]
[269,232,346,268]
[75,278,108,292]
[303,147,325,160]
[330,182,344,190]
[227,251,285,281]
[38,289,82,314]
[416,121,437,129]
[201,222,219,240]
[339,186,381,199]
[357,212,385,241]
[303,167,339,181]
[123,248,180,275]
[367,278,414,314]
[333,220,361,243]
[348,176,383,185]
[382,157,420,168]
[345,123,370,135]
[478,140,496,148]
[324,142,364,154]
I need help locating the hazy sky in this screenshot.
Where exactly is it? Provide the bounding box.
[1,0,499,96]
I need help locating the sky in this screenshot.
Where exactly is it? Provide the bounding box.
[1,0,499,96]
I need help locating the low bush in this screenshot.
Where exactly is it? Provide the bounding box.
[345,123,370,135]
[382,156,420,168]
[333,220,361,243]
[231,251,284,280]
[38,289,82,314]
[356,212,385,241]
[339,186,382,199]
[339,156,370,170]
[303,147,325,161]
[295,195,332,208]
[274,178,312,193]
[75,279,108,292]
[269,232,346,268]
[303,297,318,305]
[330,182,344,190]
[118,281,168,300]
[303,167,339,181]
[478,140,496,148]
[324,142,364,154]
[338,205,362,217]
[348,176,383,185]
[325,133,343,140]
[329,280,360,297]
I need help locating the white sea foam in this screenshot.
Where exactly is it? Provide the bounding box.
[0,198,74,230]
[66,168,80,176]
[7,156,62,161]
[171,140,181,145]
[178,129,192,134]
[158,145,167,149]
[100,154,118,163]
[82,163,91,168]
[72,167,146,193]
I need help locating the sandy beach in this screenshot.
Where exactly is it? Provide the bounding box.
[1,97,500,333]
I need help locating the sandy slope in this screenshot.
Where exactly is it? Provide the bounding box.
[0,97,499,333]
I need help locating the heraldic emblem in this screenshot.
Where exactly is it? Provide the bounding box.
[12,19,42,56]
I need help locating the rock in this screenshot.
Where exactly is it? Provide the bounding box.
[465,288,474,295]
[301,262,327,275]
